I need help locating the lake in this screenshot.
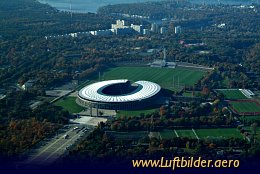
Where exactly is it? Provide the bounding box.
[38,0,161,13]
[38,0,259,13]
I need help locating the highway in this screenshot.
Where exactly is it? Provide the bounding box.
[20,124,93,167]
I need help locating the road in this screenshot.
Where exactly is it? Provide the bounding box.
[19,124,93,167]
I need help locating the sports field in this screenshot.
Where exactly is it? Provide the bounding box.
[159,128,243,140]
[241,115,260,123]
[160,130,177,139]
[195,128,243,139]
[101,67,206,90]
[228,100,260,115]
[216,89,247,99]
[176,129,197,139]
[54,96,84,114]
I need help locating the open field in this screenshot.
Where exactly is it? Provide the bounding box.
[216,89,247,100]
[228,100,260,115]
[101,67,206,91]
[240,115,260,123]
[54,96,84,114]
[159,130,177,139]
[176,129,197,139]
[195,128,243,139]
[159,128,243,140]
[117,108,158,117]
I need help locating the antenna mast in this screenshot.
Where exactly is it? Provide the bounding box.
[70,0,72,28]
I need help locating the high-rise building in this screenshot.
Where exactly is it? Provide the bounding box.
[111,20,127,29]
[175,26,182,34]
[151,23,159,33]
[131,24,144,34]
[143,29,150,35]
[111,20,134,35]
[160,27,167,34]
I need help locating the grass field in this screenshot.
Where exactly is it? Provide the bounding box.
[216,89,247,99]
[54,67,206,114]
[159,128,243,140]
[176,129,197,139]
[195,128,243,139]
[229,101,260,113]
[160,130,177,139]
[117,108,158,117]
[54,96,84,114]
[241,115,260,123]
[101,67,206,91]
[182,92,199,97]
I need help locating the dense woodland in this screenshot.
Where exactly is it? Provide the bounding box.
[0,90,69,159]
[0,0,259,90]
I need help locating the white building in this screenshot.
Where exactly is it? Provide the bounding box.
[111,20,127,29]
[175,26,182,34]
[131,24,144,34]
[22,80,35,90]
[90,30,113,36]
[151,23,159,33]
[69,33,78,38]
[143,29,150,35]
[160,27,167,34]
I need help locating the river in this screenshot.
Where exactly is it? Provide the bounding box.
[38,0,259,13]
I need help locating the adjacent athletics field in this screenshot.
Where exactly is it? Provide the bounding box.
[216,89,247,100]
[228,100,260,115]
[159,128,243,140]
[102,67,206,90]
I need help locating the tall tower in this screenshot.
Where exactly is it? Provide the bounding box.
[70,0,72,29]
[163,48,166,62]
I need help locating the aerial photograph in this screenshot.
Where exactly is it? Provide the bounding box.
[0,0,259,173]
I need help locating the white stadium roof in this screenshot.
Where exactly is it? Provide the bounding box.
[78,79,161,103]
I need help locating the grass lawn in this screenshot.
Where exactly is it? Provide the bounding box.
[229,101,260,113]
[195,128,243,139]
[176,129,197,139]
[182,92,199,97]
[101,67,206,91]
[117,108,158,117]
[240,115,260,122]
[160,130,177,139]
[216,89,247,100]
[54,96,84,114]
[244,127,260,141]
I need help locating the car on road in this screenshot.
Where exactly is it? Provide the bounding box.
[63,134,69,139]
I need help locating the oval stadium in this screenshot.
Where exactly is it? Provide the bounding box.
[77,79,161,110]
